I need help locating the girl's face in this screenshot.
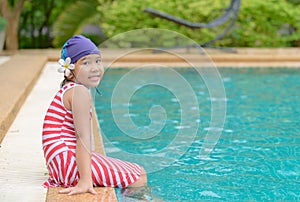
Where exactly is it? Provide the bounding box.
[73,54,104,88]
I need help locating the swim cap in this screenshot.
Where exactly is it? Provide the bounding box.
[61,35,100,64]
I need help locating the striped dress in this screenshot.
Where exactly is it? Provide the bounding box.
[42,82,141,188]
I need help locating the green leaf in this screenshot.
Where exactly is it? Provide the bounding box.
[52,0,100,47]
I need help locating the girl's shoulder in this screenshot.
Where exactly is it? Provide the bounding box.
[61,82,90,110]
[61,82,82,92]
[63,83,89,94]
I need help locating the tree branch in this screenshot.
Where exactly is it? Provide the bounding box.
[13,0,26,18]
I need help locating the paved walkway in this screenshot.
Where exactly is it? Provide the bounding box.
[0,62,60,201]
[0,56,9,64]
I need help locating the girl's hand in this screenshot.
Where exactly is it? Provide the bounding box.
[59,181,97,195]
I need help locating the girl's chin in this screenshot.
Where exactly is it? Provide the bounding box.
[77,78,101,88]
[89,81,101,88]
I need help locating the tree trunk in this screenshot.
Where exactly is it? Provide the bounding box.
[5,15,19,50]
[0,0,26,50]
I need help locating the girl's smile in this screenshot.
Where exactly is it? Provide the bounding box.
[88,74,101,81]
[73,54,104,88]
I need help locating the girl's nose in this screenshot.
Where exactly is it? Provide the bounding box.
[90,62,100,71]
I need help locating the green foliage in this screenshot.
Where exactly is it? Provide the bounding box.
[0,16,6,31]
[16,0,300,48]
[52,0,105,47]
[229,0,300,47]
[286,0,300,5]
[99,0,229,47]
[19,0,74,48]
[98,0,300,47]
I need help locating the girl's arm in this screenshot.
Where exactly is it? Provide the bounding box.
[59,86,96,195]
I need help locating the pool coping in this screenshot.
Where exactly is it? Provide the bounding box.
[0,48,299,201]
[3,47,300,68]
[0,54,47,143]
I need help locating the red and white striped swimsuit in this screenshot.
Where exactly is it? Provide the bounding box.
[42,82,141,188]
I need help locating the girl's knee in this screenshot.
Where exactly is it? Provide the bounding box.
[140,167,147,176]
[129,166,147,187]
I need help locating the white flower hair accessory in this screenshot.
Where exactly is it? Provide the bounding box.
[58,57,75,77]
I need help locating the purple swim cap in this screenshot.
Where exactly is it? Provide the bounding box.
[61,35,100,64]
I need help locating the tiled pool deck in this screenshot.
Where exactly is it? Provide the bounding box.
[0,48,299,201]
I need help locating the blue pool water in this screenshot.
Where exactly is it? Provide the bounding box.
[94,67,300,201]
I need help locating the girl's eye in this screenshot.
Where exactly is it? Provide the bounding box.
[96,58,102,64]
[83,61,89,65]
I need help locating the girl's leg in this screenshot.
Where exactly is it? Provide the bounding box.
[91,152,147,187]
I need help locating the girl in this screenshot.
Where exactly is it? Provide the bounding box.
[42,35,147,195]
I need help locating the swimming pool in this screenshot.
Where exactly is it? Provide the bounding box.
[94,67,300,201]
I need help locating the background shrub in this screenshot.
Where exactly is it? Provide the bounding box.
[99,0,300,47]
